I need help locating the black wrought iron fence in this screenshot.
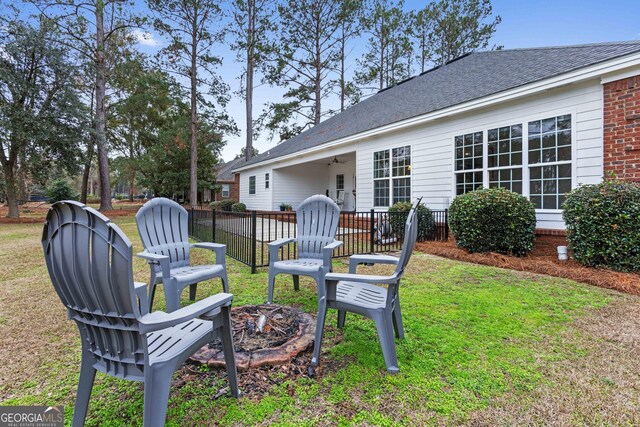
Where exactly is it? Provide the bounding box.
[189,208,448,273]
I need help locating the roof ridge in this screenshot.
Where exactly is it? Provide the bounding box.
[478,40,640,53]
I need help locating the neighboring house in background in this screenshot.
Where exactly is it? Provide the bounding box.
[234,41,640,231]
[213,157,245,202]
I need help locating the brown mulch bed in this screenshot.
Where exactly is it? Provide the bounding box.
[0,202,139,222]
[416,235,640,295]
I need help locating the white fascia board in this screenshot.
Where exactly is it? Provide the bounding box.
[234,52,640,173]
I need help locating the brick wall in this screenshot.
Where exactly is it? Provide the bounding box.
[603,75,640,182]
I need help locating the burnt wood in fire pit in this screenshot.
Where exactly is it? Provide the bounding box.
[190,304,315,370]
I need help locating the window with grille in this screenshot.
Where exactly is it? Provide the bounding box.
[373,146,411,207]
[528,115,571,209]
[454,131,483,195]
[488,124,523,194]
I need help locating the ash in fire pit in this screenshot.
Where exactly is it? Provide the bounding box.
[190,304,315,370]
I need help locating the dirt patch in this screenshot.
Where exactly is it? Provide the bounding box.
[181,333,347,400]
[416,236,640,295]
[465,297,640,426]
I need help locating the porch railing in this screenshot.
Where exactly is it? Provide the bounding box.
[189,208,448,273]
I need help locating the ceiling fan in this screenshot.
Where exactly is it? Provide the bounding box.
[328,156,345,165]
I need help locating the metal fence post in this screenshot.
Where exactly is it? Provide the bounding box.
[251,210,257,274]
[369,209,375,253]
[212,208,216,242]
[444,209,449,241]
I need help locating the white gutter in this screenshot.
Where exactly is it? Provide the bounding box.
[234,51,640,173]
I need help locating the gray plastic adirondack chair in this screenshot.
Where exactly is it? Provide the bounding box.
[136,197,228,312]
[267,195,343,304]
[42,201,239,427]
[311,197,422,374]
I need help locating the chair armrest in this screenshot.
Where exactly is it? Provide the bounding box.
[349,254,399,273]
[324,272,398,285]
[192,242,226,265]
[322,240,344,266]
[138,292,234,334]
[136,251,171,282]
[268,237,295,263]
[134,281,149,315]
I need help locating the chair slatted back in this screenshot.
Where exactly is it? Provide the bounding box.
[42,201,146,380]
[394,198,422,277]
[296,195,341,259]
[136,198,190,270]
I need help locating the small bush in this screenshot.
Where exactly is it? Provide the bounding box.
[387,201,435,240]
[210,199,236,211]
[46,178,78,203]
[449,188,536,256]
[231,202,246,212]
[563,180,640,272]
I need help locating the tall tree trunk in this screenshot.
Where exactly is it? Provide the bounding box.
[340,32,346,112]
[95,0,112,211]
[314,31,321,125]
[128,170,135,202]
[189,7,198,208]
[80,140,94,204]
[245,0,254,161]
[3,161,19,218]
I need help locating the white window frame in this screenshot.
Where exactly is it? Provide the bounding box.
[248,176,256,195]
[221,184,230,198]
[526,114,574,211]
[450,110,576,213]
[336,174,344,192]
[453,131,484,196]
[372,145,412,207]
[487,124,524,194]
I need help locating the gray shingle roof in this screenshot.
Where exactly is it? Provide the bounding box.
[215,157,246,181]
[239,41,640,170]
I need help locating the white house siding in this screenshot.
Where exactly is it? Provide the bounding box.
[355,79,604,229]
[328,160,356,211]
[239,79,604,230]
[239,164,273,210]
[272,163,329,210]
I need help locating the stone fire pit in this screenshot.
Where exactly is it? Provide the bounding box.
[190,304,315,370]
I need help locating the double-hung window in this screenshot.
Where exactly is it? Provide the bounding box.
[488,124,523,194]
[528,115,572,209]
[452,114,572,210]
[221,184,230,198]
[249,176,256,195]
[373,146,411,207]
[454,131,483,195]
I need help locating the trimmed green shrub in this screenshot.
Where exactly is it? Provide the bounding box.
[231,202,246,212]
[210,199,236,211]
[388,201,435,240]
[563,180,640,272]
[449,188,536,256]
[46,178,78,203]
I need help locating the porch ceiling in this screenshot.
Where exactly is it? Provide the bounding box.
[275,151,356,168]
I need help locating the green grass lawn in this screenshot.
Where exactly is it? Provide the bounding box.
[2,215,640,426]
